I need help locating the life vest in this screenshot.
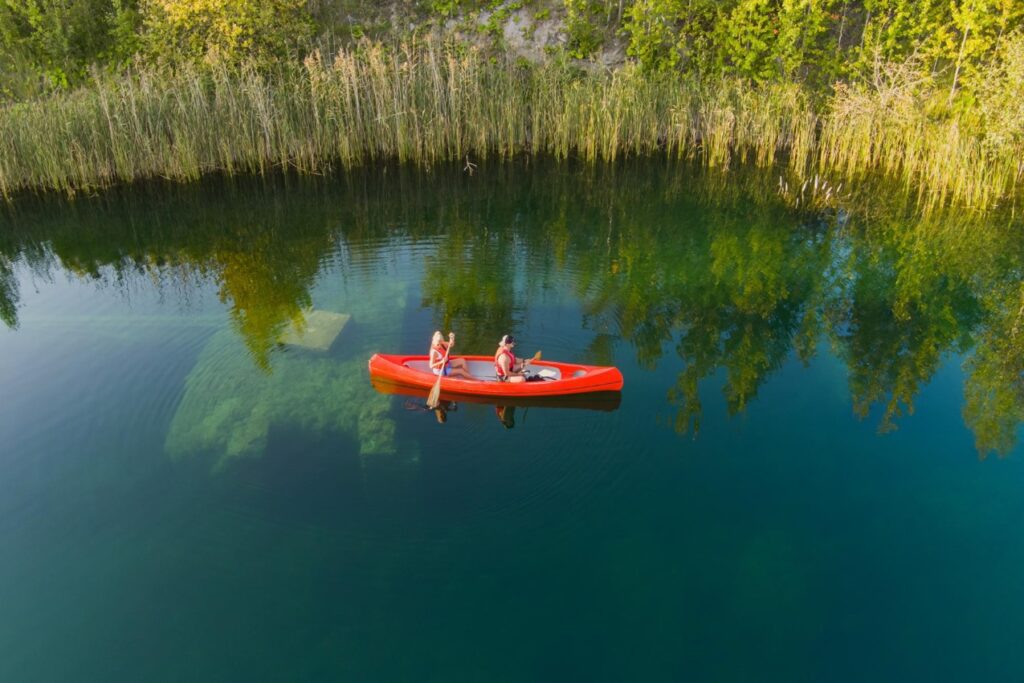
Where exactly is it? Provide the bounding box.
[430,343,449,370]
[494,347,515,378]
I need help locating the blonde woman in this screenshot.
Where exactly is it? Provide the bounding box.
[429,331,474,380]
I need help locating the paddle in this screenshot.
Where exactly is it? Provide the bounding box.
[426,341,452,409]
[520,350,543,380]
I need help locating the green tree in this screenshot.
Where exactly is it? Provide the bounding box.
[714,0,780,81]
[622,0,685,72]
[858,0,946,65]
[140,0,313,66]
[943,0,1024,102]
[0,0,140,94]
[564,0,623,59]
[773,0,841,82]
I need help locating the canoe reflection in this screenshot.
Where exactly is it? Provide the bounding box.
[371,378,622,418]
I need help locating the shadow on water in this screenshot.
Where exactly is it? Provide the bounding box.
[1,160,1024,456]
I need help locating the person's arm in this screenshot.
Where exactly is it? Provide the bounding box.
[499,353,512,377]
[430,346,449,369]
[431,336,455,369]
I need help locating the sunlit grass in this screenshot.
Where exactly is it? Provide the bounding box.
[0,40,1019,210]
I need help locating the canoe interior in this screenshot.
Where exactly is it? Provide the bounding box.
[404,359,564,382]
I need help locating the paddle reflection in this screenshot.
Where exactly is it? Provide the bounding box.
[402,397,459,424]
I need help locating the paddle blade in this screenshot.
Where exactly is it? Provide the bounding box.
[426,375,443,408]
[531,350,542,362]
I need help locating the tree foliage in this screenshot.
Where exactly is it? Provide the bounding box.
[2,0,1023,100]
[619,0,1024,91]
[0,0,139,95]
[139,0,313,66]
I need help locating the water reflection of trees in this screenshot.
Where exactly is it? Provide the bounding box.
[561,180,1024,454]
[0,186,332,369]
[831,222,985,432]
[420,214,524,352]
[211,229,325,370]
[1,163,1023,455]
[0,216,21,327]
[0,256,17,328]
[963,285,1024,455]
[566,193,833,436]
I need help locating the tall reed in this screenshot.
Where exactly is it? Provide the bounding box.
[0,39,1019,210]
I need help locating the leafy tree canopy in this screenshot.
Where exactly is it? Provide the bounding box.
[139,0,314,66]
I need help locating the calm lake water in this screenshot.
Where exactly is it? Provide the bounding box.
[2,162,1024,682]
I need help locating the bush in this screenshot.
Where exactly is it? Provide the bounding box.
[140,0,314,66]
[0,0,141,94]
[564,0,607,59]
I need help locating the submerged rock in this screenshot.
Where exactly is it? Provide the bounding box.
[166,277,411,470]
[166,326,399,469]
[277,309,351,351]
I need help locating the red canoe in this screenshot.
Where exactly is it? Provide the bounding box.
[367,353,624,397]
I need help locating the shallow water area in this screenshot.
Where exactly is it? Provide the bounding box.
[2,162,1024,682]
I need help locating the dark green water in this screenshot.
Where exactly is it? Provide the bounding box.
[2,163,1024,682]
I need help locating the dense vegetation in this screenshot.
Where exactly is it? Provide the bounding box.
[4,1,1020,94]
[0,1,1022,207]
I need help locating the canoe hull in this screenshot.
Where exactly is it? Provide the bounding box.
[371,378,622,411]
[368,353,624,397]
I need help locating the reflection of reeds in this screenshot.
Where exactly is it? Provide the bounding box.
[777,174,845,211]
[0,39,1019,210]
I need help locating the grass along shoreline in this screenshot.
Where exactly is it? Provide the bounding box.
[1,41,1020,211]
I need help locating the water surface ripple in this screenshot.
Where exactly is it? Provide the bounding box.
[1,163,1023,682]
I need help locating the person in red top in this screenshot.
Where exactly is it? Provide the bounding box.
[429,331,474,380]
[494,334,530,383]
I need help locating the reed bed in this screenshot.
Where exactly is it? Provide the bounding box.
[0,40,1019,210]
[817,81,1019,212]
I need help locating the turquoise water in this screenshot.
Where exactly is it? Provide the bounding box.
[2,163,1024,681]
